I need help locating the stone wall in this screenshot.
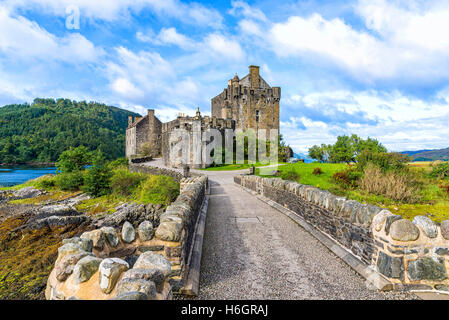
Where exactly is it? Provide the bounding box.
[46,175,208,300]
[235,174,449,292]
[129,163,184,182]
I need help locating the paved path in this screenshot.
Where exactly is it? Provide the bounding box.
[146,160,417,299]
[195,169,417,300]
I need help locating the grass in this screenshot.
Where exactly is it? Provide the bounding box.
[201,162,284,171]
[257,161,449,223]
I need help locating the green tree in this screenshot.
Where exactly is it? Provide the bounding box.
[82,151,113,197]
[56,146,91,173]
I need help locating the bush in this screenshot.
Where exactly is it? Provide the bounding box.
[359,164,420,203]
[108,157,129,169]
[55,171,85,191]
[357,150,409,172]
[110,169,146,196]
[431,162,449,179]
[313,167,323,175]
[438,182,449,195]
[35,176,56,189]
[332,167,361,188]
[82,152,112,197]
[280,167,300,181]
[138,175,179,205]
[56,146,91,173]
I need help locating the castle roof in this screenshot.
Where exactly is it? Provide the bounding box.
[239,74,271,89]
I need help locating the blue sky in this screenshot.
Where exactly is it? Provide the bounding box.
[1,0,449,153]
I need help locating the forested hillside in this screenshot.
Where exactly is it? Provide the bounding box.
[402,148,449,162]
[0,98,140,164]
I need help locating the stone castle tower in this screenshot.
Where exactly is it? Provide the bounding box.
[211,65,280,133]
[126,65,281,168]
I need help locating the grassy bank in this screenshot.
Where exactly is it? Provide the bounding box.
[201,162,285,171]
[257,161,449,223]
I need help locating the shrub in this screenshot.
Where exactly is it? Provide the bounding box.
[438,181,449,195]
[82,152,112,197]
[56,146,91,173]
[138,175,179,205]
[110,169,146,196]
[313,167,323,175]
[108,157,129,169]
[431,162,449,179]
[280,167,300,181]
[35,176,56,190]
[359,164,420,203]
[55,171,85,191]
[332,167,361,188]
[357,150,409,172]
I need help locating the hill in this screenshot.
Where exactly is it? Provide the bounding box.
[0,98,140,165]
[402,147,449,162]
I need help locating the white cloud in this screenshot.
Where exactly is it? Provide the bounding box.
[265,0,449,83]
[0,7,102,63]
[229,1,268,22]
[205,34,245,60]
[5,0,223,28]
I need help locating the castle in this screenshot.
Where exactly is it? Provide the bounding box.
[126,65,281,168]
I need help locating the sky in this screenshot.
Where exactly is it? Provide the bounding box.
[1,0,449,154]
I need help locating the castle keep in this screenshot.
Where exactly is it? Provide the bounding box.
[126,65,281,168]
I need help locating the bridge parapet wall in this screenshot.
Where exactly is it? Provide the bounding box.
[235,174,449,293]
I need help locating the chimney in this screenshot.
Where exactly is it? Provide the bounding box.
[128,115,133,127]
[249,65,260,88]
[148,109,155,118]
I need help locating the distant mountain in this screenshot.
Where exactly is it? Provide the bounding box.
[0,98,140,165]
[402,148,449,162]
[293,152,314,163]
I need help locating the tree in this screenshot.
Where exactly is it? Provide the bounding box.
[56,146,91,173]
[308,144,331,162]
[82,151,112,197]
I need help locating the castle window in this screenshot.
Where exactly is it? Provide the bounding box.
[256,110,260,122]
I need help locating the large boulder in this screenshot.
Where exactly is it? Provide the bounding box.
[121,221,135,243]
[63,237,93,252]
[115,278,157,300]
[390,219,420,241]
[100,227,119,247]
[121,268,165,292]
[138,221,154,241]
[134,252,171,278]
[110,291,148,300]
[99,258,129,294]
[55,252,93,282]
[372,210,394,232]
[72,256,102,284]
[412,216,438,238]
[441,220,449,240]
[155,221,182,241]
[57,243,86,260]
[81,230,105,250]
[13,187,44,199]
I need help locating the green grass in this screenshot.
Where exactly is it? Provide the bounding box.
[257,162,449,223]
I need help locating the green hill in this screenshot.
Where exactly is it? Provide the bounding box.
[402,148,449,162]
[0,98,140,165]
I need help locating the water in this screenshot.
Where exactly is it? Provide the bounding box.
[0,166,57,187]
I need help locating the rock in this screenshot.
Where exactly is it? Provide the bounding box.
[99,258,129,294]
[72,256,102,284]
[13,187,44,199]
[441,220,449,240]
[390,219,420,241]
[407,257,447,281]
[138,245,164,252]
[55,252,92,282]
[81,230,105,250]
[155,221,182,241]
[138,221,154,241]
[100,203,148,228]
[377,251,403,279]
[34,215,89,229]
[110,291,148,300]
[62,237,93,252]
[372,210,394,232]
[134,252,172,278]
[435,284,449,292]
[100,227,119,247]
[115,278,156,300]
[121,221,135,243]
[124,255,139,268]
[121,268,165,292]
[435,247,449,256]
[384,215,402,235]
[57,243,86,259]
[35,205,78,219]
[412,216,438,238]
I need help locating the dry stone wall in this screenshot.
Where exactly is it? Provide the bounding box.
[46,175,208,300]
[235,174,449,292]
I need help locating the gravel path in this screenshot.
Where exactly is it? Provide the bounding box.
[194,170,418,300]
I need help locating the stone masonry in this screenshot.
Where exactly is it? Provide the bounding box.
[125,66,281,168]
